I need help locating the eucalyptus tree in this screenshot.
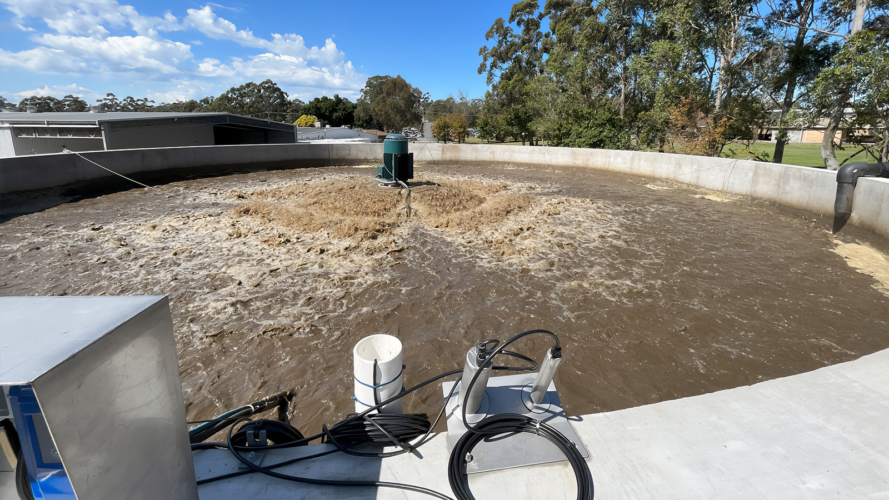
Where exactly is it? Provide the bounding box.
[354,75,423,132]
[17,95,89,112]
[756,0,841,163]
[208,80,298,122]
[808,25,889,165]
[814,0,889,169]
[301,95,356,127]
[479,0,547,145]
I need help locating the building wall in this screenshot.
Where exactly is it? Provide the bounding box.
[0,129,14,158]
[801,130,843,144]
[3,133,104,157]
[106,124,215,150]
[296,127,379,142]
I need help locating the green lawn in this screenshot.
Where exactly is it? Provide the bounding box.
[721,142,879,168]
[462,137,548,146]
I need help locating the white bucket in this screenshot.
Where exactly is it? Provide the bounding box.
[353,334,404,414]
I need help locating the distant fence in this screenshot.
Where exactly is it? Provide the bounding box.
[1,142,886,239]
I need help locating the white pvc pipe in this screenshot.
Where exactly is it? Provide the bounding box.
[353,334,404,414]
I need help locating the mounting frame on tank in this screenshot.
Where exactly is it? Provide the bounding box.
[441,372,589,474]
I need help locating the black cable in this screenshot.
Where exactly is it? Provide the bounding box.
[230,420,305,448]
[226,417,454,500]
[15,449,34,500]
[447,414,594,500]
[195,371,461,486]
[450,329,593,500]
[194,338,545,491]
[196,448,339,485]
[188,407,253,444]
[461,329,560,434]
[372,359,381,407]
[189,390,292,444]
[226,368,464,452]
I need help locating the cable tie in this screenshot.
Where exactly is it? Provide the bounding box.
[354,364,405,389]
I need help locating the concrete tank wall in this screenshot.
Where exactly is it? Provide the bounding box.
[0,142,886,239]
[406,143,889,238]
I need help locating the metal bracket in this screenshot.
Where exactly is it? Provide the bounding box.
[237,428,267,470]
[442,373,589,474]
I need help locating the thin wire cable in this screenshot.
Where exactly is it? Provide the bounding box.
[666,158,742,181]
[65,149,151,189]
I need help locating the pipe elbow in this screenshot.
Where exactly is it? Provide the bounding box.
[836,162,888,186]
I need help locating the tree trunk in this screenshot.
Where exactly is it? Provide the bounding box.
[852,0,867,32]
[619,44,627,119]
[821,0,868,169]
[774,0,813,164]
[821,105,845,170]
[714,54,725,112]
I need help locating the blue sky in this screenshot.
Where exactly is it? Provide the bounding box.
[0,0,516,105]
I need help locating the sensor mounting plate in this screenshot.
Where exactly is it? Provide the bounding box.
[442,373,589,474]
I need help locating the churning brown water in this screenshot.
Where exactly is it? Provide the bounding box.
[2,162,888,437]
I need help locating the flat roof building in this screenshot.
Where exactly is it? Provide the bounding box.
[0,111,297,158]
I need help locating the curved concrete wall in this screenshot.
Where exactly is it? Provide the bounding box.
[1,142,886,239]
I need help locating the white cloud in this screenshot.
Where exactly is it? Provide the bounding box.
[0,1,366,102]
[1,0,182,37]
[183,6,345,65]
[206,2,240,13]
[37,34,192,74]
[13,83,103,103]
[0,46,85,73]
[146,79,215,103]
[196,53,364,93]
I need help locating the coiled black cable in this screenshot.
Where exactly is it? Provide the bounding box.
[447,414,594,500]
[226,417,454,500]
[325,413,430,448]
[451,329,594,499]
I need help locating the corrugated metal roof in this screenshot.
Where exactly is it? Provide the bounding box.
[0,112,227,123]
[0,112,296,134]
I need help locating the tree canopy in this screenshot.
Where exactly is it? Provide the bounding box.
[207,80,302,122]
[294,114,319,127]
[301,95,356,127]
[14,95,89,112]
[477,0,889,166]
[354,75,423,131]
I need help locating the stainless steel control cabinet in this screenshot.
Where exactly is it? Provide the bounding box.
[0,296,198,500]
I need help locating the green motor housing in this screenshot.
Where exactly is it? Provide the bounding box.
[378,134,413,182]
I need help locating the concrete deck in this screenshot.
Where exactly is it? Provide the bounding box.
[194,347,889,499]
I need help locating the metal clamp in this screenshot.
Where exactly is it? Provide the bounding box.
[238,428,268,470]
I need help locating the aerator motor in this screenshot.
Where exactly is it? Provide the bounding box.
[376,133,414,184]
